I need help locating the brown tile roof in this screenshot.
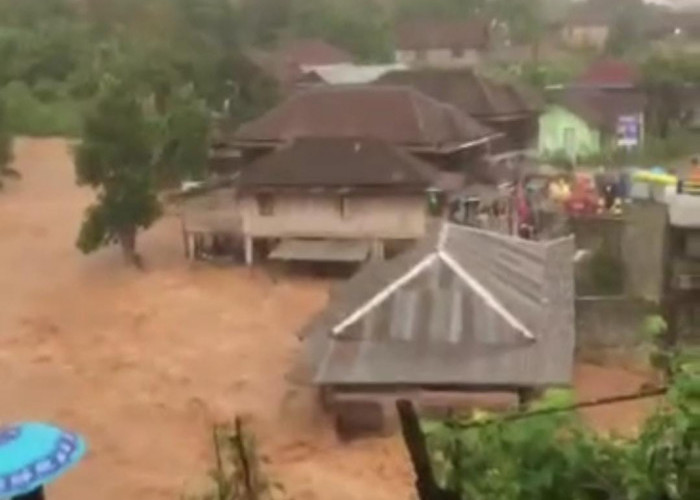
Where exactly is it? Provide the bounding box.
[233,86,497,153]
[302,224,576,388]
[247,39,354,88]
[395,19,490,51]
[278,39,354,66]
[238,137,437,191]
[375,68,542,118]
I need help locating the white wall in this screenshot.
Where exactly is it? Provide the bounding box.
[240,193,427,240]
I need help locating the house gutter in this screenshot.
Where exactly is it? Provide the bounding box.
[445,132,504,153]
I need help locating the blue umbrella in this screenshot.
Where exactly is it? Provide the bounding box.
[0,423,86,499]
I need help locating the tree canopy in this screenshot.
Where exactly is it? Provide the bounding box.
[75,76,161,265]
[74,64,209,265]
[424,354,699,500]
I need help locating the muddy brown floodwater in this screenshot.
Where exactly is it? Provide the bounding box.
[0,139,657,500]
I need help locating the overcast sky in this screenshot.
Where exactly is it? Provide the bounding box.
[645,0,700,7]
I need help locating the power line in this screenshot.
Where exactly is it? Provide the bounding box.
[445,386,668,431]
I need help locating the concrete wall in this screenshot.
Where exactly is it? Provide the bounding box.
[622,202,668,302]
[572,216,625,296]
[240,193,427,239]
[395,48,481,68]
[576,297,656,349]
[538,105,602,159]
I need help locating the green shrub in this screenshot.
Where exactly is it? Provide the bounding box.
[0,80,82,136]
[32,78,68,102]
[424,356,699,500]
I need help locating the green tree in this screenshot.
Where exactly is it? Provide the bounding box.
[287,0,393,62]
[394,0,488,21]
[154,85,210,185]
[423,354,699,500]
[640,54,700,138]
[75,77,160,266]
[604,0,649,56]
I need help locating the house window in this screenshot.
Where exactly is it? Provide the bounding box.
[256,194,274,216]
[339,196,350,219]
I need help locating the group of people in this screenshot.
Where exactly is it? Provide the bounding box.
[543,171,625,217]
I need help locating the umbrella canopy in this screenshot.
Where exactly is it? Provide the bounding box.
[0,423,86,498]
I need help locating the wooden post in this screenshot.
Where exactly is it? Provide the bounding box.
[371,240,385,261]
[181,219,190,260]
[244,236,254,266]
[396,400,460,500]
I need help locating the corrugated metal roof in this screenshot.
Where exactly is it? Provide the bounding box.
[302,224,576,389]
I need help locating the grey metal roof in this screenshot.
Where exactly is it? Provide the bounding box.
[302,224,576,388]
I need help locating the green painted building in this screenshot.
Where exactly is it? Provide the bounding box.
[538,89,646,161]
[538,104,602,159]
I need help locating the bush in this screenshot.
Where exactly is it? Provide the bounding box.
[424,356,699,500]
[0,80,82,136]
[32,78,68,102]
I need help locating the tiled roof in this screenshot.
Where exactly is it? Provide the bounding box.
[237,137,437,191]
[376,68,542,118]
[302,224,576,388]
[277,39,354,66]
[233,86,497,153]
[247,39,353,87]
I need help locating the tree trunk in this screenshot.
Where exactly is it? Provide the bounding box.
[118,228,142,268]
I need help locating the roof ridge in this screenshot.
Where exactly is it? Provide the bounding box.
[331,224,537,341]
